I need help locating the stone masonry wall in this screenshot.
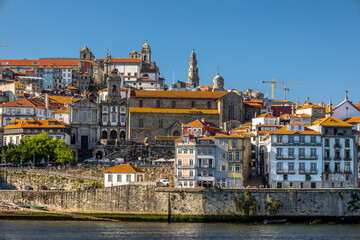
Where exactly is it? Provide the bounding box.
[1,186,360,217]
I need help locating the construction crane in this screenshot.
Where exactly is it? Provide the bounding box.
[261,78,304,99]
[275,85,290,100]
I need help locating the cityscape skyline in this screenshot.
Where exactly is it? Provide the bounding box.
[0,0,359,104]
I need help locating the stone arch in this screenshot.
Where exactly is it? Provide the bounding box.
[110,130,117,139]
[120,130,126,139]
[101,130,108,139]
[172,130,180,136]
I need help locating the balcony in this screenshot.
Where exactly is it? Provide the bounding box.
[299,170,318,175]
[299,155,318,160]
[276,169,296,174]
[343,157,352,161]
[197,164,215,169]
[276,156,295,160]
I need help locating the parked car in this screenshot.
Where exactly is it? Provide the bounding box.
[113,158,124,165]
[99,158,110,163]
[156,179,170,187]
[84,158,95,163]
[50,186,59,190]
[24,186,33,190]
[40,186,48,190]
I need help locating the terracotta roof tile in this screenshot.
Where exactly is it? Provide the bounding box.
[109,58,139,63]
[132,90,227,99]
[104,164,144,173]
[4,118,68,129]
[310,116,354,127]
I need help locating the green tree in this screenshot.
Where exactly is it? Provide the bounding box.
[54,139,74,164]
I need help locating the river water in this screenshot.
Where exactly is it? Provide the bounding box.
[0,220,359,240]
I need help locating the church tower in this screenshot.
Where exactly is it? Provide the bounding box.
[107,67,122,102]
[140,40,151,63]
[212,72,225,91]
[104,48,112,76]
[80,45,95,60]
[187,49,200,87]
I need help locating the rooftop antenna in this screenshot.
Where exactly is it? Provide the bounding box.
[217,66,220,75]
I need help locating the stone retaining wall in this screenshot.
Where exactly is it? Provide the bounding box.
[1,186,360,217]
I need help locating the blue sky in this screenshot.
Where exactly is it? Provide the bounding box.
[0,0,359,104]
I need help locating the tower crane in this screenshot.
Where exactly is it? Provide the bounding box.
[261,78,303,99]
[275,85,290,100]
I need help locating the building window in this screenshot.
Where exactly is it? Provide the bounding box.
[228,152,233,161]
[189,159,194,166]
[111,114,116,122]
[139,119,144,128]
[220,139,226,146]
[117,174,122,182]
[172,101,176,108]
[207,101,211,109]
[276,148,283,157]
[235,164,241,172]
[232,139,237,148]
[288,148,294,157]
[156,100,160,108]
[299,148,305,158]
[345,139,350,148]
[310,163,317,173]
[310,148,316,157]
[190,171,193,177]
[177,159,182,166]
[311,136,316,144]
[324,149,330,159]
[235,152,241,161]
[82,111,88,123]
[158,119,163,128]
[345,150,350,160]
[228,164,233,172]
[108,174,113,182]
[276,162,283,172]
[191,101,195,108]
[299,162,305,173]
[288,136,294,143]
[288,162,294,172]
[276,135,282,144]
[345,162,350,172]
[139,100,143,107]
[299,136,305,144]
[324,138,329,147]
[228,103,235,120]
[335,162,340,172]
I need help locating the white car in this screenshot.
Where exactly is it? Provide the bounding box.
[157,179,170,186]
[99,158,110,163]
[113,158,124,164]
[84,158,95,163]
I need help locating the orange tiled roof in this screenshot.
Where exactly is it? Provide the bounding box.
[288,121,305,125]
[198,136,215,140]
[296,113,312,117]
[242,122,252,126]
[130,51,139,54]
[184,119,204,127]
[344,117,360,123]
[46,95,81,104]
[129,107,219,115]
[215,133,245,138]
[138,78,156,82]
[132,90,227,99]
[255,113,276,118]
[109,58,139,63]
[4,118,68,129]
[54,109,69,114]
[310,116,354,127]
[0,59,85,66]
[104,164,144,173]
[297,104,325,110]
[257,124,281,127]
[271,125,321,135]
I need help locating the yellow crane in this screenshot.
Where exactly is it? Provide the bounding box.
[275,85,290,100]
[261,78,304,99]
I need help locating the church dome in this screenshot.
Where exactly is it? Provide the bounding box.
[111,67,118,74]
[142,40,150,49]
[213,74,224,82]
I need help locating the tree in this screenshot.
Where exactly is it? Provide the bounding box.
[1,133,74,165]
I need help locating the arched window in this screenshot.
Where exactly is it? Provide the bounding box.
[101,130,108,139]
[110,130,117,139]
[173,130,180,137]
[120,131,126,139]
[112,85,116,94]
[142,74,149,78]
[228,103,235,120]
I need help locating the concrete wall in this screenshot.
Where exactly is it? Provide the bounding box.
[2,185,360,217]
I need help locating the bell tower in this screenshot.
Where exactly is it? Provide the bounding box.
[187,49,200,87]
[107,67,122,103]
[140,40,151,64]
[212,72,225,92]
[80,45,94,60]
